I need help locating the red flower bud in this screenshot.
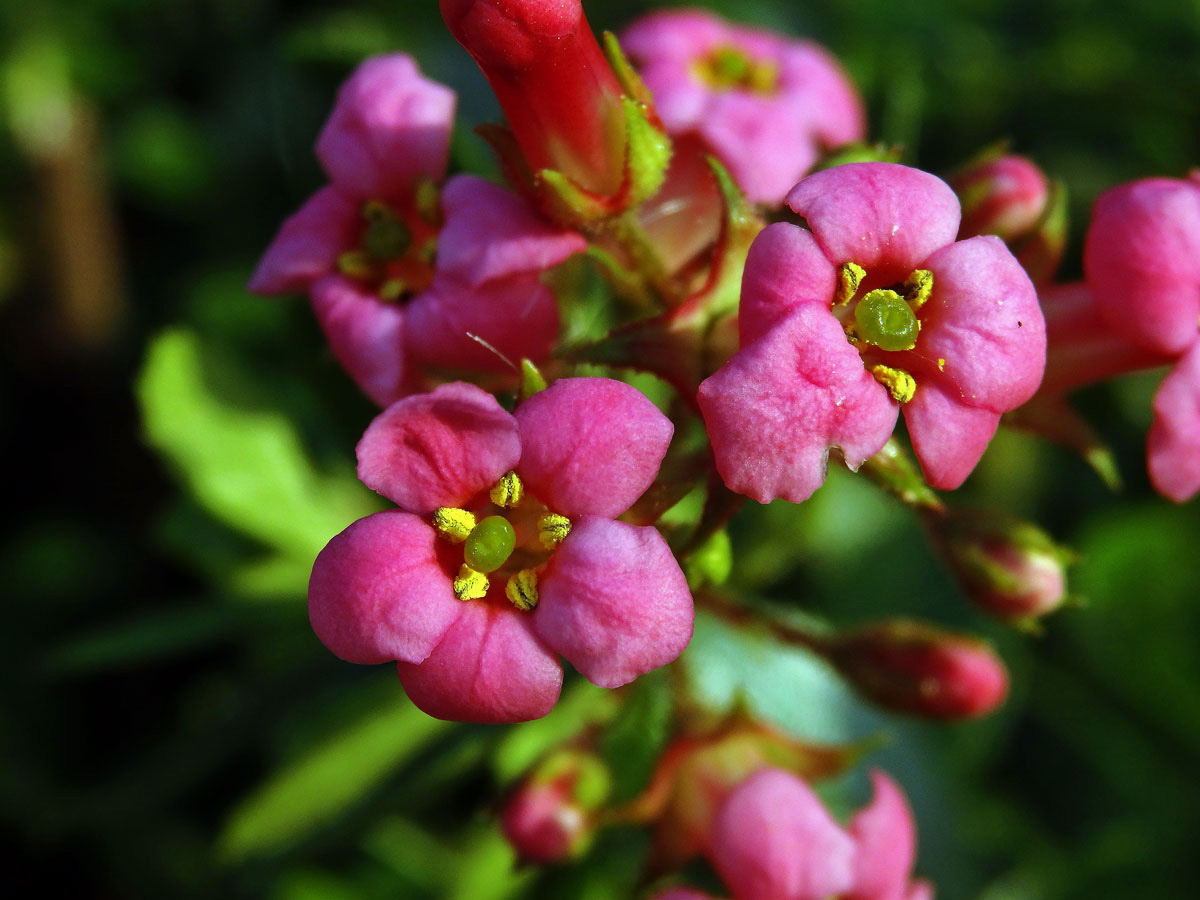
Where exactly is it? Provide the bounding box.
[931,508,1069,623]
[828,619,1009,719]
[951,152,1065,283]
[499,749,610,864]
[440,0,627,196]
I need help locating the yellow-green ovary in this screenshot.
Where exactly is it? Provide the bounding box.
[464,516,516,573]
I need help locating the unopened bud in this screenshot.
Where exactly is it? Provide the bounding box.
[441,0,628,198]
[828,619,1008,719]
[951,152,1065,283]
[931,508,1069,623]
[500,749,610,864]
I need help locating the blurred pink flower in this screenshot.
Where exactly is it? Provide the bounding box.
[622,8,864,206]
[250,54,584,405]
[698,162,1045,502]
[308,379,693,723]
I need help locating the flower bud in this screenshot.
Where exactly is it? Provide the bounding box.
[828,619,1008,719]
[500,749,610,864]
[440,0,628,197]
[951,152,1065,283]
[624,719,856,872]
[930,508,1069,623]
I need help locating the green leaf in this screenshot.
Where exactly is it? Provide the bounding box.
[493,680,617,784]
[218,698,449,860]
[137,329,380,562]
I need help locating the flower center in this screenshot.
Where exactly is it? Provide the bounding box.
[694,45,779,95]
[336,182,441,302]
[433,472,573,611]
[833,263,935,403]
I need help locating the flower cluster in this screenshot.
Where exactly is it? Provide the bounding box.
[246,0,1197,892]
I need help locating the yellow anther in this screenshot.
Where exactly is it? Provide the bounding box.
[506,569,540,611]
[871,365,918,404]
[835,261,867,306]
[538,514,572,550]
[414,177,442,227]
[452,564,489,601]
[490,471,524,509]
[937,357,946,372]
[379,279,408,302]
[336,250,378,281]
[904,269,934,309]
[433,507,476,543]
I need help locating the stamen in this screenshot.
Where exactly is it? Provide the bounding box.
[490,471,525,509]
[871,364,918,403]
[379,279,408,302]
[414,178,443,227]
[835,261,866,306]
[336,250,378,281]
[695,45,780,95]
[538,514,572,549]
[453,564,489,601]
[854,289,920,351]
[903,269,934,309]
[506,569,540,611]
[433,507,476,543]
[464,515,517,573]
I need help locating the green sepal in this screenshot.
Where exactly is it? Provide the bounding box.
[622,95,672,206]
[811,141,904,172]
[519,358,548,401]
[602,30,655,107]
[537,166,618,226]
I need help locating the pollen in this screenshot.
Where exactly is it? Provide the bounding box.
[903,269,934,309]
[433,507,476,543]
[490,471,525,509]
[871,364,918,403]
[835,261,867,306]
[505,569,540,611]
[538,513,572,549]
[452,564,489,602]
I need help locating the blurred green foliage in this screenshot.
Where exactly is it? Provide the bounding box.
[2,0,1199,898]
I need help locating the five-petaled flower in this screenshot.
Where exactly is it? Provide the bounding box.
[648,768,933,900]
[308,378,694,723]
[698,162,1046,503]
[249,53,585,406]
[622,8,865,207]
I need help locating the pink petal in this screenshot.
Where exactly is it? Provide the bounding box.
[698,306,898,504]
[786,163,961,282]
[310,275,412,408]
[405,274,560,373]
[622,9,730,61]
[515,378,674,517]
[357,382,520,513]
[397,600,563,723]
[1148,341,1200,502]
[308,510,462,665]
[778,41,866,151]
[647,892,717,900]
[1085,177,1200,356]
[902,380,1000,491]
[315,54,455,199]
[906,881,936,900]
[739,222,837,347]
[435,175,586,287]
[845,771,918,900]
[904,236,1045,412]
[248,186,358,294]
[710,768,856,900]
[534,517,693,688]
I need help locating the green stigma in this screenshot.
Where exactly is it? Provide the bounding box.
[854,289,920,351]
[361,201,412,261]
[463,516,516,573]
[695,45,779,94]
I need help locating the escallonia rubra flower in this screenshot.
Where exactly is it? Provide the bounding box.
[648,768,933,900]
[698,162,1046,503]
[249,53,585,406]
[308,378,694,723]
[622,8,865,207]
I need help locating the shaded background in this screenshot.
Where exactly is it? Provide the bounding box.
[3,0,1199,897]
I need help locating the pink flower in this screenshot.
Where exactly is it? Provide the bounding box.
[704,768,930,900]
[622,9,864,206]
[698,163,1045,502]
[308,379,693,723]
[1083,177,1200,500]
[249,54,585,406]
